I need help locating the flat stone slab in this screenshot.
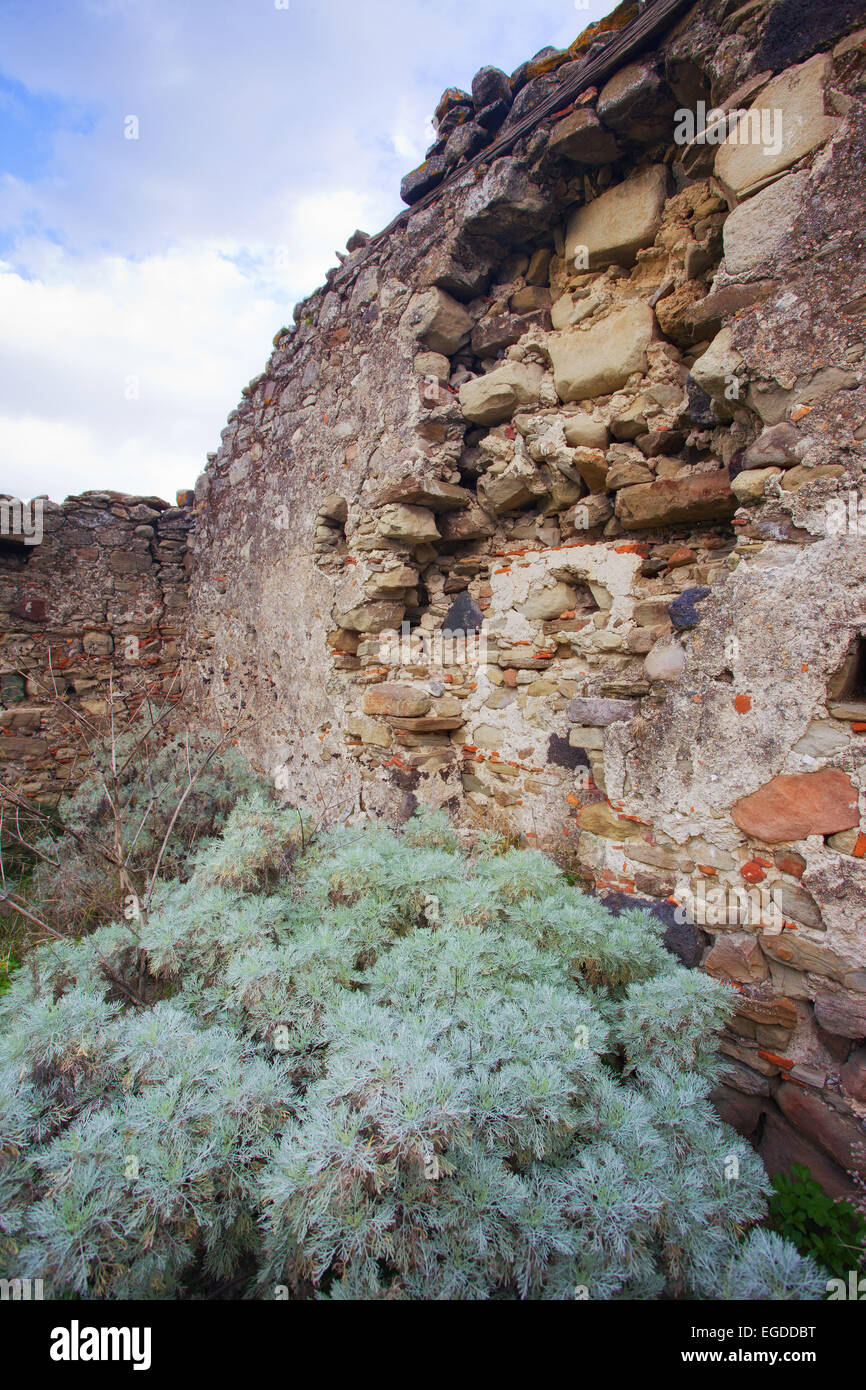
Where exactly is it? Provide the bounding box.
[733,769,860,844]
[567,696,636,726]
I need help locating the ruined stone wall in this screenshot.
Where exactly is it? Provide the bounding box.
[0,493,194,800]
[2,0,866,1198]
[185,0,866,1194]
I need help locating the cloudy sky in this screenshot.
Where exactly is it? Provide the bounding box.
[0,0,611,503]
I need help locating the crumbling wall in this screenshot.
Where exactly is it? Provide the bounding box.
[185,0,866,1194]
[0,493,193,800]
[1,0,865,1197]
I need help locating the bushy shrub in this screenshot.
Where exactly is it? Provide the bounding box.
[0,796,825,1300]
[9,729,262,937]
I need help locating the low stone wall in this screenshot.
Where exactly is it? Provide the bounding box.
[0,493,194,802]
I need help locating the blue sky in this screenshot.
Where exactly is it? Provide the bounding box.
[0,0,613,502]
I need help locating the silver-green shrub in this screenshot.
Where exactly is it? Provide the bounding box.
[0,797,824,1300]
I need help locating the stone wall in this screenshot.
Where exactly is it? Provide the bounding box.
[0,493,194,800]
[2,0,866,1197]
[184,0,866,1195]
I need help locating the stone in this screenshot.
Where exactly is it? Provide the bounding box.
[712,1084,767,1135]
[723,172,811,275]
[471,311,547,357]
[521,580,579,621]
[759,0,866,70]
[565,165,668,269]
[759,1111,858,1201]
[400,156,447,206]
[471,65,511,110]
[813,991,866,1039]
[82,631,115,656]
[731,467,782,501]
[793,722,849,759]
[690,327,744,405]
[401,288,473,355]
[434,87,472,126]
[571,446,608,492]
[549,303,655,402]
[563,416,609,450]
[458,361,543,424]
[366,565,419,593]
[635,429,685,459]
[391,716,464,733]
[732,769,860,844]
[569,726,604,751]
[442,592,484,634]
[478,469,539,514]
[414,351,451,384]
[376,504,441,544]
[439,504,496,543]
[669,587,711,631]
[346,713,392,748]
[375,478,471,512]
[565,494,613,532]
[715,55,839,197]
[577,803,644,839]
[568,697,635,726]
[644,641,685,682]
[476,98,511,132]
[443,121,489,167]
[548,107,619,164]
[460,159,550,245]
[780,464,846,491]
[841,1048,866,1102]
[319,494,348,524]
[597,60,673,142]
[775,1082,866,1179]
[363,683,431,718]
[510,286,551,313]
[526,248,553,286]
[705,934,770,984]
[744,422,803,468]
[335,601,405,634]
[761,932,866,992]
[606,458,653,490]
[615,471,736,529]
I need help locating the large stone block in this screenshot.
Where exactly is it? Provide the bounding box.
[565,165,668,269]
[363,683,431,718]
[759,1110,858,1202]
[715,55,839,197]
[775,1081,866,1179]
[400,288,473,355]
[376,504,441,543]
[733,769,860,844]
[548,107,619,164]
[459,361,543,424]
[567,696,636,726]
[614,470,736,529]
[549,302,655,402]
[722,172,811,275]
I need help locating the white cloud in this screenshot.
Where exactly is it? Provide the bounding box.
[0,0,615,502]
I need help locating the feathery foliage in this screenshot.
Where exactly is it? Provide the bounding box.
[0,772,825,1300]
